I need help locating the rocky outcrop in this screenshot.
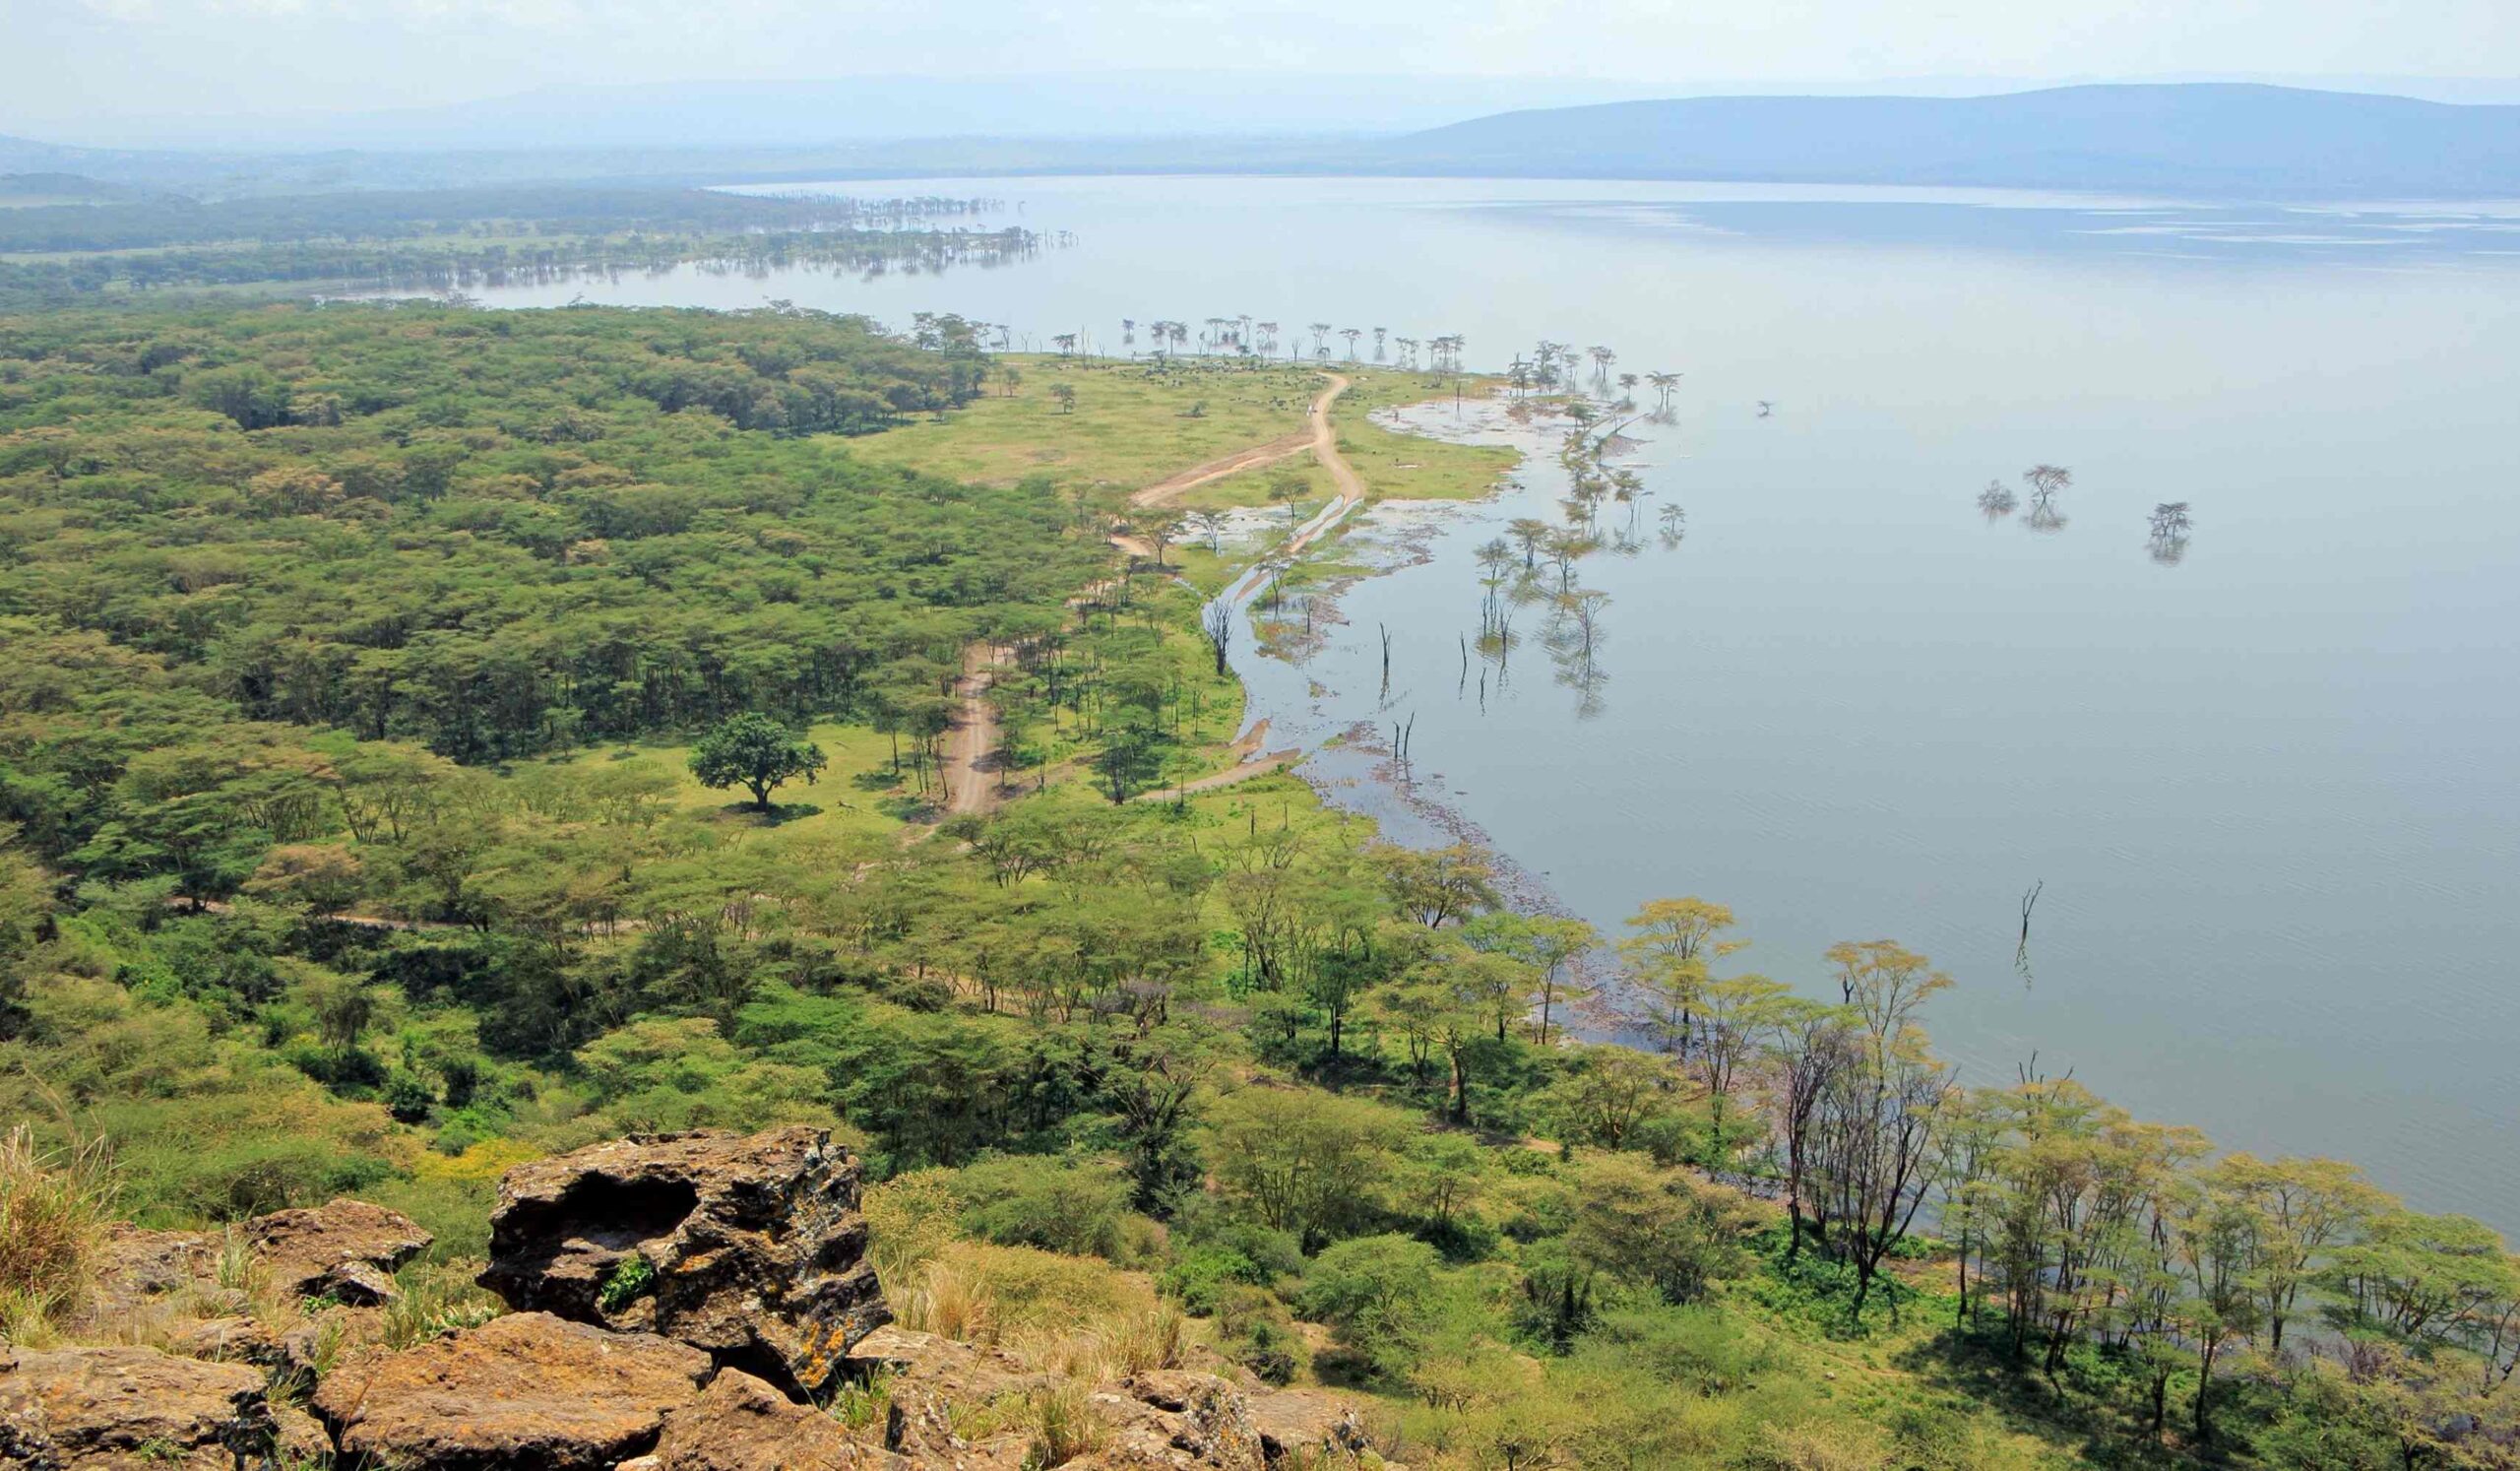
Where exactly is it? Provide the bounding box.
[478,1127,887,1397]
[1244,1388,1372,1464]
[0,1342,328,1470]
[77,1199,429,1332]
[1084,1371,1268,1471]
[844,1328,1324,1471]
[26,1130,1380,1471]
[847,1325,1049,1469]
[312,1311,712,1471]
[635,1368,908,1471]
[247,1197,432,1305]
[78,1225,226,1327]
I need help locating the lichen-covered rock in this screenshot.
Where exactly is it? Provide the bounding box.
[480,1127,887,1396]
[846,1325,1048,1467]
[1079,1372,1266,1471]
[844,1331,1278,1471]
[313,1311,711,1471]
[0,1343,327,1470]
[163,1314,285,1368]
[75,1225,229,1329]
[645,1367,906,1470]
[247,1197,432,1304]
[1244,1387,1373,1465]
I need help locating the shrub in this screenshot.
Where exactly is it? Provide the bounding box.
[1214,1286,1303,1387]
[950,1156,1135,1260]
[1159,1246,1261,1315]
[1297,1234,1442,1342]
[383,1071,436,1123]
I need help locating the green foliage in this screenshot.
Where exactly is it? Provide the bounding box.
[598,1252,656,1313]
[1298,1233,1444,1348]
[945,1156,1142,1262]
[688,713,827,811]
[1159,1246,1265,1315]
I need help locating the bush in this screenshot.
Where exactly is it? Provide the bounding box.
[1297,1233,1443,1374]
[1213,1284,1304,1387]
[950,1156,1137,1261]
[1159,1246,1261,1315]
[383,1071,436,1123]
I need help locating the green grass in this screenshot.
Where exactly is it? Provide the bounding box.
[848,355,1318,493]
[555,721,915,839]
[850,356,1512,505]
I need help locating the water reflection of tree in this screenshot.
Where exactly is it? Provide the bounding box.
[2021,464,2072,534]
[1977,480,2018,520]
[2147,501,2193,564]
[1543,585,1612,719]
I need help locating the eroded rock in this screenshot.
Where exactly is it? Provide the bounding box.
[1080,1372,1267,1471]
[313,1311,711,1471]
[1244,1387,1373,1465]
[247,1197,432,1305]
[847,1324,1049,1467]
[0,1342,327,1470]
[646,1367,905,1470]
[76,1225,228,1329]
[480,1127,887,1396]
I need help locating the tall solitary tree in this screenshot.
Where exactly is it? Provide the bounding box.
[689,713,828,811]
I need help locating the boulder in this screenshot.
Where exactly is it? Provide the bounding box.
[313,1311,711,1471]
[842,1332,1274,1471]
[247,1197,432,1305]
[0,1343,327,1470]
[645,1367,905,1471]
[480,1127,888,1396]
[1078,1372,1267,1471]
[76,1225,228,1328]
[164,1314,285,1368]
[846,1325,1049,1467]
[1244,1388,1372,1464]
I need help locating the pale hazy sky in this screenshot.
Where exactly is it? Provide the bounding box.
[8,0,2519,133]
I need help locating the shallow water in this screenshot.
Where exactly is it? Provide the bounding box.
[458,175,2520,1232]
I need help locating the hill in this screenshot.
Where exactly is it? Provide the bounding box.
[1344,83,2520,195]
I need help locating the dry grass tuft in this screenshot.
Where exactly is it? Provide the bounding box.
[0,1123,116,1344]
[1019,1381,1110,1469]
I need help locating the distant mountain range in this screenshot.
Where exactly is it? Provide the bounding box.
[6,84,2520,201]
[1334,85,2520,195]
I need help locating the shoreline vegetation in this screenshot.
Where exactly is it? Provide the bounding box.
[2,251,2516,1466]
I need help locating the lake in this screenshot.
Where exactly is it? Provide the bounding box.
[456,175,2520,1231]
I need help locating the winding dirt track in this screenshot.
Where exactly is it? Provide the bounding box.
[944,641,1000,816]
[941,373,1364,816]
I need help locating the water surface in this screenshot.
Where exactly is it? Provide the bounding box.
[459,176,2520,1231]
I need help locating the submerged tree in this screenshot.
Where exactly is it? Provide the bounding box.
[1977,480,2018,519]
[2147,501,2193,564]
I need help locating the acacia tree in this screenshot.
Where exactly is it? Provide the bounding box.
[1811,940,1956,1323]
[689,712,827,811]
[1620,897,1745,1055]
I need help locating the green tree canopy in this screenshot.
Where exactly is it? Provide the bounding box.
[688,713,827,811]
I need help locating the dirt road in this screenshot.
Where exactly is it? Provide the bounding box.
[944,641,999,816]
[942,374,1365,817]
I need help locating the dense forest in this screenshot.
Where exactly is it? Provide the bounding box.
[1,300,2516,1471]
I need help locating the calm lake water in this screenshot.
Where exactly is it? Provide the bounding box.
[461,176,2520,1232]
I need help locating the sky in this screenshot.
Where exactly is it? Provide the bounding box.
[8,0,2520,144]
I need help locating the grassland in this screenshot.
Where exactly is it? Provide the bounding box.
[850,353,1516,508]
